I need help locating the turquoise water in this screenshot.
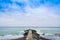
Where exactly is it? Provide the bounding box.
[0,27,60,35]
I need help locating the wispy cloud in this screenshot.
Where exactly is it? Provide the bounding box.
[0,0,60,27]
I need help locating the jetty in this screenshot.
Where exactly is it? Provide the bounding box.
[12,29,50,40]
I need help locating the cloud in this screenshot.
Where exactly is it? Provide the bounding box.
[0,0,12,12]
[0,0,60,12]
[0,0,60,27]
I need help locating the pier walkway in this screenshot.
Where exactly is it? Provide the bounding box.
[26,30,33,40]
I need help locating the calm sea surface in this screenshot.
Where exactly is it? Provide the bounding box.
[0,27,60,35]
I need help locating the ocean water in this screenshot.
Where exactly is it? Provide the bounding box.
[0,27,60,40]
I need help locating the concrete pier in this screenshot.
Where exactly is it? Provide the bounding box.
[26,30,33,40]
[12,29,50,40]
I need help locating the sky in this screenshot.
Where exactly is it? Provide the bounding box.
[0,0,60,27]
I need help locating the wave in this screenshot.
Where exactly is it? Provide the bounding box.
[0,34,60,40]
[0,29,60,40]
[0,34,23,40]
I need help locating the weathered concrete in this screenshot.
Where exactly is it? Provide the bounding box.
[26,30,33,40]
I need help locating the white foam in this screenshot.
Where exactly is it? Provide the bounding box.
[55,37,60,40]
[0,34,23,40]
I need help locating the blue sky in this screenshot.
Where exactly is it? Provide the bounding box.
[0,0,60,27]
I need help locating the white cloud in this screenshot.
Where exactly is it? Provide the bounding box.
[0,0,60,27]
[0,5,60,27]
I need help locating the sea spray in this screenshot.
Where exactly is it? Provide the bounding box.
[0,34,23,40]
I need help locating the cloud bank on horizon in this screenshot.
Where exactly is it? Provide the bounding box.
[0,0,60,27]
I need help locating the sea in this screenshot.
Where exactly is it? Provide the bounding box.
[0,26,60,40]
